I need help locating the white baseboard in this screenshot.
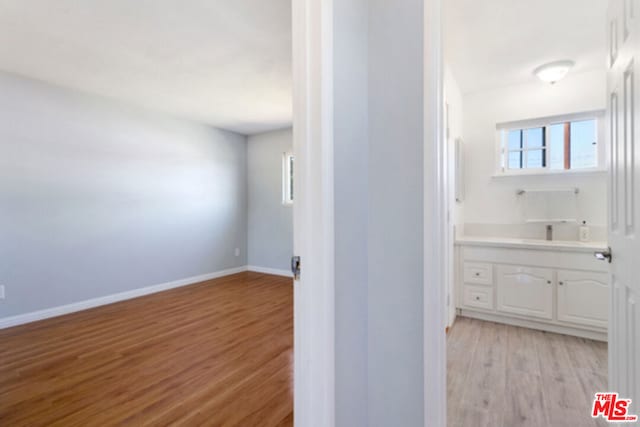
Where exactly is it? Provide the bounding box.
[459,309,608,342]
[247,265,293,278]
[0,266,248,330]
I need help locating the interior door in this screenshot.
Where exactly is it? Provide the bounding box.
[607,0,640,410]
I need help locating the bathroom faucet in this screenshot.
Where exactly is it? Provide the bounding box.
[546,224,553,241]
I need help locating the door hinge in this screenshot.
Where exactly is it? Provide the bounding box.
[291,256,301,280]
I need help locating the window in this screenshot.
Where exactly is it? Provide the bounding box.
[498,114,602,174]
[282,152,294,205]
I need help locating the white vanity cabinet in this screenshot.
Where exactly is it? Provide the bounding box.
[496,265,553,320]
[455,238,610,341]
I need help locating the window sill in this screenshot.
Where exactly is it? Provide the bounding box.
[491,168,607,179]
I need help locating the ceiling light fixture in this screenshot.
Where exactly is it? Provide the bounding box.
[533,60,575,84]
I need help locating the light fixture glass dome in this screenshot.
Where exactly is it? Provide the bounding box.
[533,60,575,84]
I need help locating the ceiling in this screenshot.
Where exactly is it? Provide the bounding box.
[444,0,608,94]
[0,0,292,135]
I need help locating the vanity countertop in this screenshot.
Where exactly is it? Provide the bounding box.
[455,236,608,253]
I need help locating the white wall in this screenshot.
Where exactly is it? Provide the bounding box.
[462,69,608,239]
[247,128,293,273]
[0,72,248,319]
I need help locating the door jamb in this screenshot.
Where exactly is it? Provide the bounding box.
[424,0,447,426]
[292,0,335,425]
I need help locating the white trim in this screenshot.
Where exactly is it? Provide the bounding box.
[0,266,248,330]
[247,265,293,278]
[459,309,608,342]
[424,0,446,426]
[292,0,335,425]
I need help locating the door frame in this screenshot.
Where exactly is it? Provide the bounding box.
[292,0,446,425]
[423,0,447,426]
[292,0,335,426]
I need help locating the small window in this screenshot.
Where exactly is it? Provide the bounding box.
[499,116,600,173]
[282,152,294,205]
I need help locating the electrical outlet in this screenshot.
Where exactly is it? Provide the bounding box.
[0,285,5,300]
[234,248,240,257]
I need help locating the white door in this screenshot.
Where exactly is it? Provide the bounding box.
[607,0,640,409]
[557,270,608,329]
[496,265,553,320]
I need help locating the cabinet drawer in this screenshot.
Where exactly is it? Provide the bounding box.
[463,285,494,311]
[463,262,493,285]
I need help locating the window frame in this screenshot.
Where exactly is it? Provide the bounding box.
[495,111,607,177]
[282,152,294,205]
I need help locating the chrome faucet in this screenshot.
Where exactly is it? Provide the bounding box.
[546,224,553,241]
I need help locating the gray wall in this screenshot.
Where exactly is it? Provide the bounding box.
[0,72,248,318]
[368,0,424,425]
[334,0,369,425]
[333,0,426,425]
[247,128,293,271]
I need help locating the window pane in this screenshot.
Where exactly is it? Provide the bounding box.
[525,127,545,149]
[526,149,545,168]
[508,151,522,169]
[508,130,522,150]
[289,156,294,201]
[549,123,565,169]
[283,153,294,204]
[570,119,597,169]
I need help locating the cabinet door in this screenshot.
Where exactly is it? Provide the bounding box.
[497,265,553,320]
[557,270,609,329]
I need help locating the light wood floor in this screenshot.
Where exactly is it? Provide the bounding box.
[0,272,293,427]
[447,317,608,427]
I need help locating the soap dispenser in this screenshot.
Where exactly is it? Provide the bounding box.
[579,221,591,242]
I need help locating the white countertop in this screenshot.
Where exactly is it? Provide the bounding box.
[455,236,608,253]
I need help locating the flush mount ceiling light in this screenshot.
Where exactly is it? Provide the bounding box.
[533,60,575,84]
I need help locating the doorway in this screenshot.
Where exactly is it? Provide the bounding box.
[441,0,640,425]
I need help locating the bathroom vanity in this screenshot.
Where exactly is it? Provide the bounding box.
[455,237,609,341]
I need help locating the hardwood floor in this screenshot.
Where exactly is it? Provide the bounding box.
[447,317,608,427]
[0,272,293,426]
